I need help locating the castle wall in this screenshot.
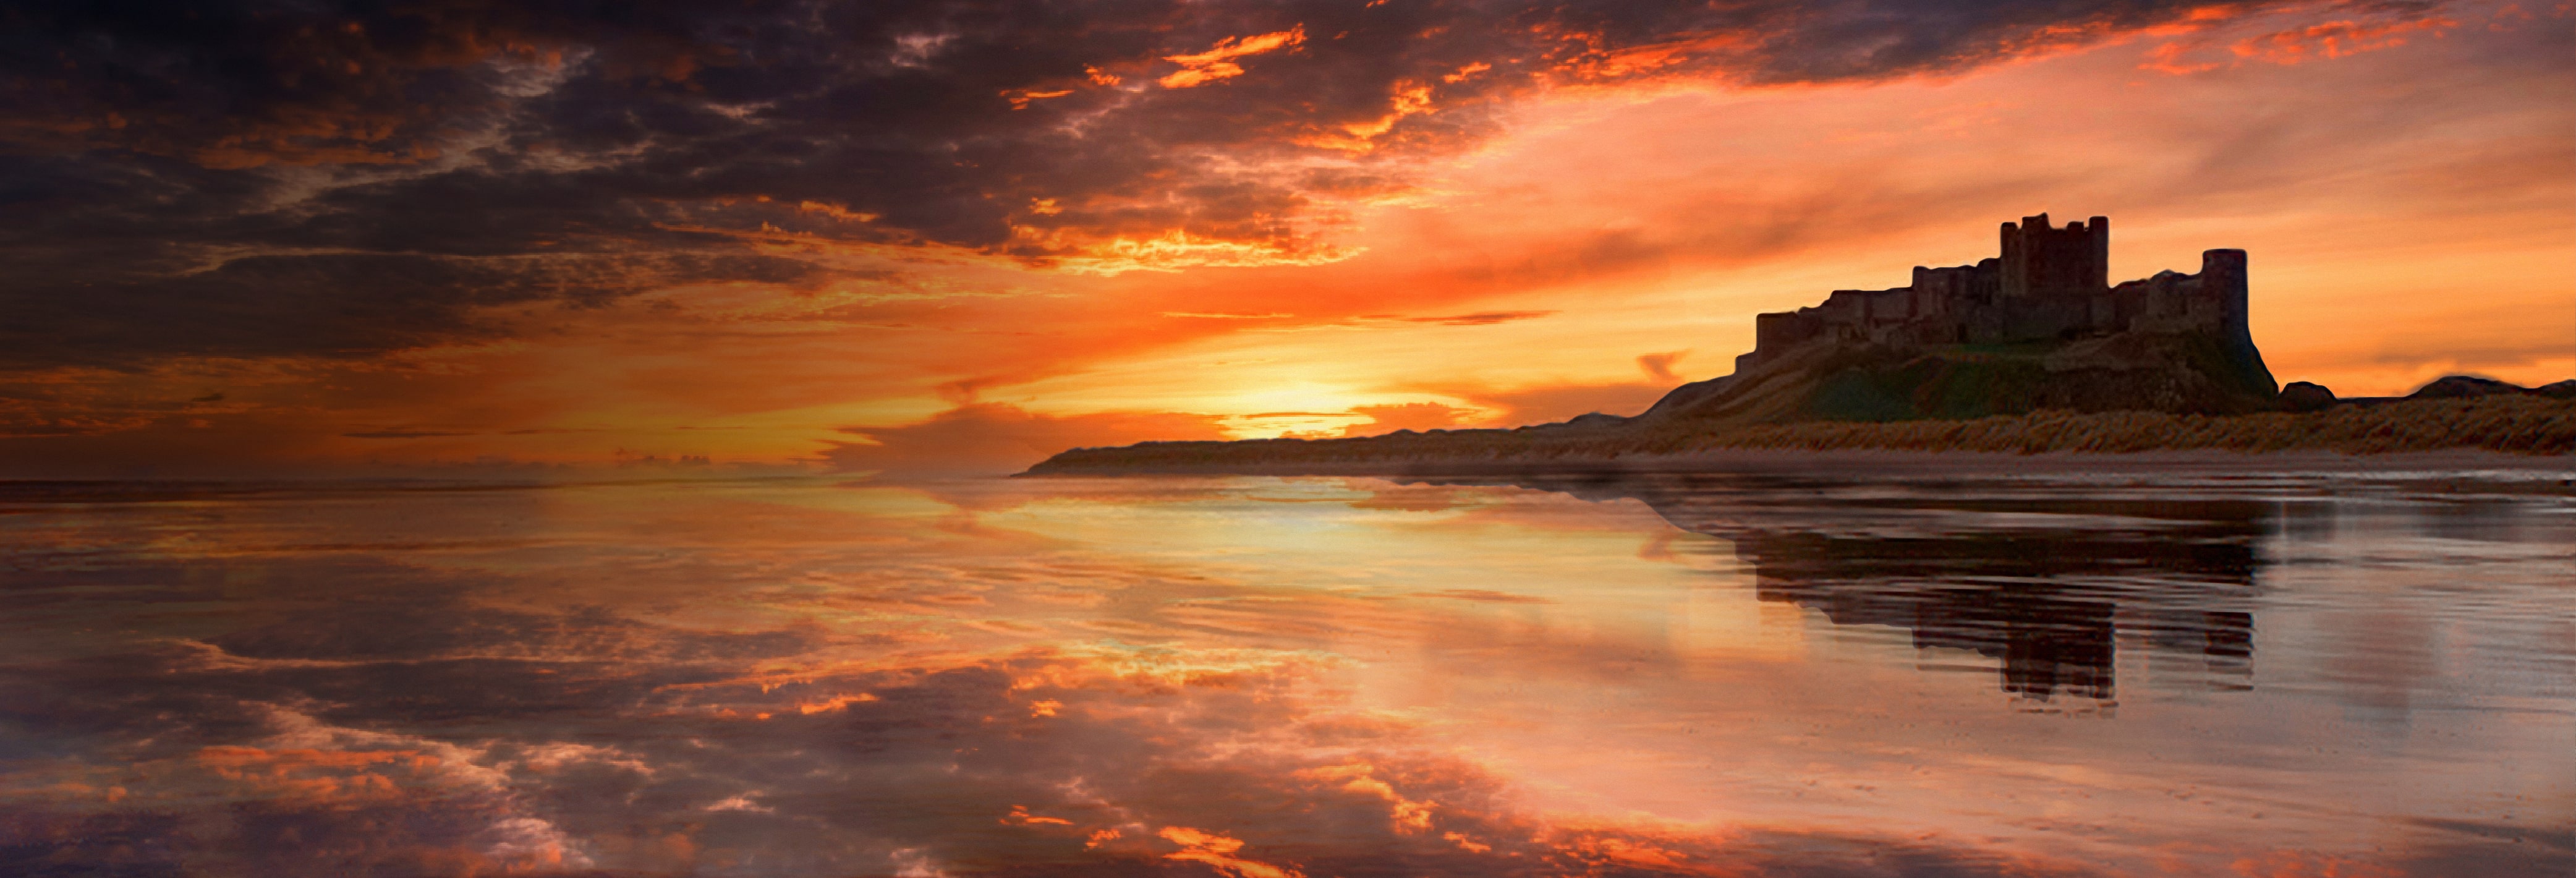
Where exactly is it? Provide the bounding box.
[1736,217,2248,369]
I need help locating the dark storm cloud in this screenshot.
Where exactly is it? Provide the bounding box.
[4,250,820,367]
[1,0,2442,367]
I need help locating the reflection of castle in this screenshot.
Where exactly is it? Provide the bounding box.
[1460,473,2263,702]
[1738,214,2253,371]
[1730,528,2255,702]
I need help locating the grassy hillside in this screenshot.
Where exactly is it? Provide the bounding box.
[1652,330,2282,426]
[1026,394,2576,474]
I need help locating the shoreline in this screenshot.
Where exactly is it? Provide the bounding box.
[1022,395,2576,479]
[1019,446,2575,479]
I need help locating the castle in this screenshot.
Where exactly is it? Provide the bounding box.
[1736,214,2251,371]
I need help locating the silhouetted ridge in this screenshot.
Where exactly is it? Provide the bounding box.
[1638,212,2274,425]
[1026,215,2575,474]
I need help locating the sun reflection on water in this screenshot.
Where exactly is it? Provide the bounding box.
[0,471,2567,876]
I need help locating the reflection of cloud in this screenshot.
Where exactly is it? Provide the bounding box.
[824,403,1230,477]
[6,475,2563,876]
[1,596,2123,877]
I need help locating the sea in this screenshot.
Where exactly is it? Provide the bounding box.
[2,467,2569,876]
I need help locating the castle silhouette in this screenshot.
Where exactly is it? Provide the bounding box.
[1738,214,2254,372]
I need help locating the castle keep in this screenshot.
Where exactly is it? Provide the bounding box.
[1737,214,2252,371]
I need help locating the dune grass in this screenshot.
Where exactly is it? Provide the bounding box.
[1027,395,2576,473]
[1675,395,2576,456]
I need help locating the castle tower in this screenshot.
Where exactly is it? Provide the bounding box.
[2200,249,2249,342]
[2196,247,2276,397]
[1999,213,2109,299]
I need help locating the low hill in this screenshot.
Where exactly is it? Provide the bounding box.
[1023,390,2576,475]
[1631,328,2279,427]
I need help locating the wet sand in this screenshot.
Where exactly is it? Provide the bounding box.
[1023,447,2576,480]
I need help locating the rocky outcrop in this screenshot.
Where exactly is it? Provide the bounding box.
[2410,375,2532,399]
[2292,375,2570,408]
[2280,381,2336,412]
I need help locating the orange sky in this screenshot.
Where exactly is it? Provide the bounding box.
[2,0,2569,477]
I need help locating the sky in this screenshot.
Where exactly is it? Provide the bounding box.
[3,0,2571,477]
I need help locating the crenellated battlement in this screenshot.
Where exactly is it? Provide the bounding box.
[1737,215,2250,373]
[2000,213,2109,299]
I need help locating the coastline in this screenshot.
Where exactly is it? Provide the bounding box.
[1019,447,2575,479]
[1022,395,2576,479]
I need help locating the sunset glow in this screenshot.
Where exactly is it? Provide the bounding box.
[6,6,2572,874]
[4,0,2567,476]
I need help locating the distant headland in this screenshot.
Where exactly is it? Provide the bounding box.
[1029,215,2575,475]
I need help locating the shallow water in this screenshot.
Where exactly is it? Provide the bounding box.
[1,469,2569,877]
